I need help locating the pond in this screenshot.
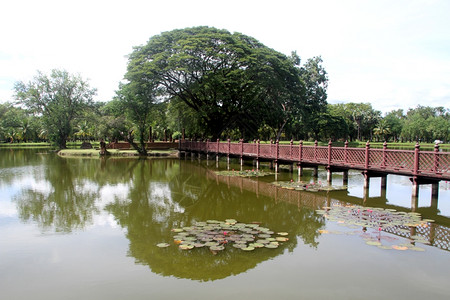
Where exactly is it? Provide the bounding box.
[1,148,450,300]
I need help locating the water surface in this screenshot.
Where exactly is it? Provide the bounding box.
[1,149,449,299]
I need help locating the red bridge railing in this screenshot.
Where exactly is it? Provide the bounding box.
[180,140,450,180]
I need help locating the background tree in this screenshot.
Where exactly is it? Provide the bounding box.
[299,56,328,140]
[14,69,96,149]
[373,118,391,141]
[116,79,157,155]
[125,26,306,140]
[383,109,404,142]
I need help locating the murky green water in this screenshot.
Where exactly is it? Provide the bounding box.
[1,148,450,299]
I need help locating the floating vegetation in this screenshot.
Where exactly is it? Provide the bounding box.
[316,205,432,252]
[158,219,288,254]
[215,169,274,177]
[272,180,347,192]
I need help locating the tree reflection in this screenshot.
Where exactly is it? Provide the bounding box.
[106,160,325,281]
[14,155,99,232]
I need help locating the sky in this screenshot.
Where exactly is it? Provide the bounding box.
[1,0,449,114]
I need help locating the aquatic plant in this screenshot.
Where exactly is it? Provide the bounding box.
[272,180,347,192]
[157,219,288,254]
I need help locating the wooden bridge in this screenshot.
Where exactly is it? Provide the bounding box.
[180,139,450,198]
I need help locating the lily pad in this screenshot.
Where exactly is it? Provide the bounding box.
[179,244,194,250]
[156,243,170,248]
[242,246,255,251]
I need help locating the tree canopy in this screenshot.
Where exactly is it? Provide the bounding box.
[14,70,96,148]
[123,26,309,140]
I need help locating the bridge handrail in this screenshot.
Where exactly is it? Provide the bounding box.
[179,140,449,180]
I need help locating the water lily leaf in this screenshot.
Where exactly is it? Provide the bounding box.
[265,244,279,249]
[205,241,219,247]
[276,237,289,242]
[277,232,288,236]
[250,243,265,248]
[242,246,255,251]
[157,243,170,248]
[171,228,184,233]
[179,244,194,250]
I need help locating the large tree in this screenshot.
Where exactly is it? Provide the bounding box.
[125,26,306,140]
[14,69,96,149]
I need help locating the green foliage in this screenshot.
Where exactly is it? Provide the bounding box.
[14,70,96,149]
[401,106,449,142]
[125,26,309,140]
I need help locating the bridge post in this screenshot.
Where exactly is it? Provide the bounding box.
[206,139,210,160]
[227,139,231,169]
[432,183,439,198]
[275,140,279,174]
[381,175,387,198]
[413,142,420,176]
[240,139,244,166]
[256,139,260,170]
[344,140,348,163]
[343,170,348,185]
[298,141,303,179]
[363,141,370,188]
[216,139,220,163]
[327,140,332,183]
[411,143,420,197]
[290,139,293,160]
[314,140,318,161]
[313,166,319,179]
[434,142,440,173]
[382,141,387,168]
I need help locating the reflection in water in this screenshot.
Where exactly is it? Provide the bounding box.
[13,155,99,232]
[106,160,325,281]
[2,149,450,285]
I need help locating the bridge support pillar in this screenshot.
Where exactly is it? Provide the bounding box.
[312,166,318,179]
[343,170,348,185]
[411,195,419,211]
[297,164,303,177]
[256,159,260,170]
[327,168,332,183]
[432,183,439,198]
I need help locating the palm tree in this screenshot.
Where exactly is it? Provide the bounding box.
[373,119,391,141]
[75,121,93,142]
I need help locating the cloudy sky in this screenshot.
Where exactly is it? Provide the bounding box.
[1,0,449,113]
